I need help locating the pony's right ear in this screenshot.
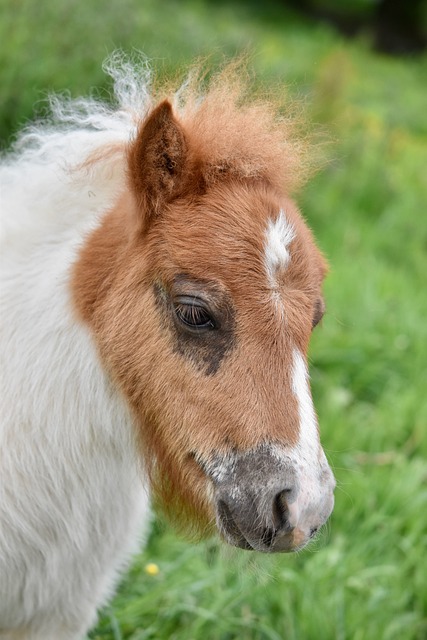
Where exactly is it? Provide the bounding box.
[128,100,188,232]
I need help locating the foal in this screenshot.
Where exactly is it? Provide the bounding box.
[0,59,335,639]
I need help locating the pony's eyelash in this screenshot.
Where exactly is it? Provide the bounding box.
[174,302,215,329]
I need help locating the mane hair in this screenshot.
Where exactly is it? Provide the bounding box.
[166,58,312,193]
[2,53,312,203]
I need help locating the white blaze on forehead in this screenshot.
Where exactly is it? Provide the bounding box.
[291,349,320,467]
[264,209,295,288]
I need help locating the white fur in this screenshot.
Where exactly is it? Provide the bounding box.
[288,349,334,529]
[291,349,319,467]
[264,209,295,289]
[0,56,152,640]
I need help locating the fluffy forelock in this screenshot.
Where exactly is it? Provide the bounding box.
[170,60,312,194]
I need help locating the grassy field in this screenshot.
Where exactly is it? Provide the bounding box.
[1,1,426,639]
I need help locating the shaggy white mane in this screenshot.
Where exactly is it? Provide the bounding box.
[0,54,155,243]
[3,53,152,166]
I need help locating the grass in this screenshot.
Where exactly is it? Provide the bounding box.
[1,1,426,638]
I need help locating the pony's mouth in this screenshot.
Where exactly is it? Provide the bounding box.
[216,499,253,550]
[216,498,300,553]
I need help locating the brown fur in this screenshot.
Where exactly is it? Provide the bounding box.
[72,62,326,537]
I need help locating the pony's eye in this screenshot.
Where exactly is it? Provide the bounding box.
[174,297,216,330]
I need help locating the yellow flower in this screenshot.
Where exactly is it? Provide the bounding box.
[145,563,160,576]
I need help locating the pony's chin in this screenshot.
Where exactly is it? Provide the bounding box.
[218,525,303,553]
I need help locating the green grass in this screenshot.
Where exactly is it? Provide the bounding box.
[2,1,426,639]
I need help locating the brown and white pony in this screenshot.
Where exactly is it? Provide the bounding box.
[0,57,335,639]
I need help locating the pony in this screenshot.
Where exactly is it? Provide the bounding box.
[0,56,335,639]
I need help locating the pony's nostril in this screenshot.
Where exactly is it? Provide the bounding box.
[272,489,291,530]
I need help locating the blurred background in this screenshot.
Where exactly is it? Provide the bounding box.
[1,1,426,639]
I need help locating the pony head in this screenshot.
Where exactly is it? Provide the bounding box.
[73,63,335,552]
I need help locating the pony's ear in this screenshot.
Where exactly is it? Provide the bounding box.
[128,100,188,230]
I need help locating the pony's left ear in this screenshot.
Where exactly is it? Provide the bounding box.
[128,100,188,231]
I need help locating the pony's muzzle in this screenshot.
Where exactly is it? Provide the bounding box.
[211,448,335,553]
